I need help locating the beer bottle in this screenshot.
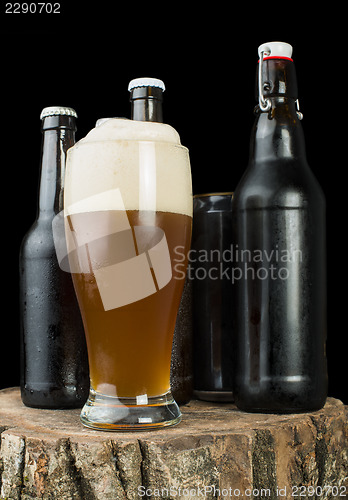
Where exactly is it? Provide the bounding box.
[128,78,193,405]
[19,107,89,409]
[232,42,328,412]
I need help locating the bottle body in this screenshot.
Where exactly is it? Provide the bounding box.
[170,275,193,405]
[20,110,89,409]
[20,222,89,407]
[232,50,327,412]
[232,150,327,412]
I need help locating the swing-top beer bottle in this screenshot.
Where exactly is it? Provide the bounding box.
[232,42,327,412]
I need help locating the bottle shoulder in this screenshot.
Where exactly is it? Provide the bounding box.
[20,219,56,258]
[233,159,325,209]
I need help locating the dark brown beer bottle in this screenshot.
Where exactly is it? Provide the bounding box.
[128,78,193,405]
[232,42,328,412]
[19,107,89,409]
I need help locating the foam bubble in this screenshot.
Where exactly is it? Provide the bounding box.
[64,119,192,217]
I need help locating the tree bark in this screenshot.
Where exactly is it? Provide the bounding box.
[0,388,347,499]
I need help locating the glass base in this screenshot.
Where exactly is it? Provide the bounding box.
[194,389,234,403]
[80,389,181,431]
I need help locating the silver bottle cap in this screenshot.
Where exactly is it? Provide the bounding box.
[128,77,165,92]
[40,106,78,120]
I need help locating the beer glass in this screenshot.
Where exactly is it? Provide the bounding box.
[64,118,192,430]
[192,193,234,402]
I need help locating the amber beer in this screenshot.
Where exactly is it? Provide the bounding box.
[64,117,192,430]
[67,209,191,398]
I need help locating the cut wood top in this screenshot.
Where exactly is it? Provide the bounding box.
[1,387,346,443]
[1,387,347,499]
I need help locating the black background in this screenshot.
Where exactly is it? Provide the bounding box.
[1,5,346,404]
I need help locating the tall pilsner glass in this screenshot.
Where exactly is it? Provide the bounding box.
[64,118,192,430]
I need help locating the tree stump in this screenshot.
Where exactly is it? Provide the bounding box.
[0,387,347,499]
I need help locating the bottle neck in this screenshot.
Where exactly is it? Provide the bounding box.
[250,58,307,164]
[38,116,76,219]
[130,86,163,122]
[250,98,307,163]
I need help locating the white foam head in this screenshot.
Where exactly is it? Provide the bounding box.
[64,118,192,217]
[79,118,180,144]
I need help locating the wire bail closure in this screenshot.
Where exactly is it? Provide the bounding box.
[296,99,303,120]
[258,50,272,112]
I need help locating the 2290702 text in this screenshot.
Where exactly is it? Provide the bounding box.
[5,2,60,13]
